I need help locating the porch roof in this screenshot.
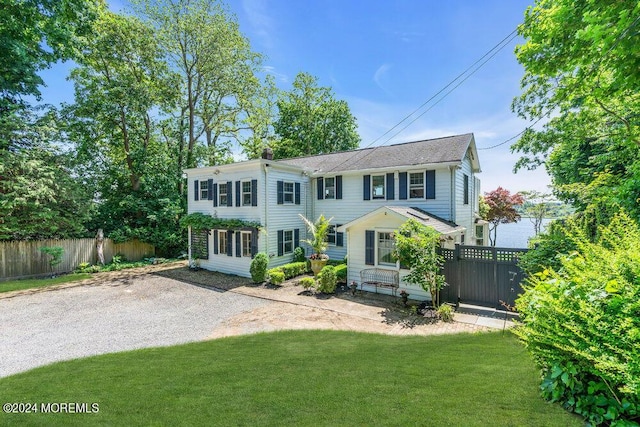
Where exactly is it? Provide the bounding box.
[337,206,466,235]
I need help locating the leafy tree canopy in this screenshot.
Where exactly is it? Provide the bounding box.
[272,72,360,159]
[511,0,640,223]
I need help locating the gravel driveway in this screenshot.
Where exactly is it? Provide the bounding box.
[0,272,270,378]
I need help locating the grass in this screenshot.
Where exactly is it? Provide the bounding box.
[0,273,91,294]
[0,330,582,426]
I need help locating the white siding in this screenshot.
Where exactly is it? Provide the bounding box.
[454,154,477,243]
[264,167,309,268]
[345,211,431,301]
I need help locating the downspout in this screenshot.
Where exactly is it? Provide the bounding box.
[262,162,269,254]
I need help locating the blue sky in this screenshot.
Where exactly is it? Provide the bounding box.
[39,0,551,194]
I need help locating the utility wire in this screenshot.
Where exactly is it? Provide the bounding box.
[325,26,521,172]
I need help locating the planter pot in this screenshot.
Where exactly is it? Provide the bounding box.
[310,259,328,276]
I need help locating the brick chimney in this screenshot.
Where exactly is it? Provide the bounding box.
[262,147,273,160]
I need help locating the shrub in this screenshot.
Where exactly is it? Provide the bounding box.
[334,264,347,283]
[267,268,285,286]
[250,253,269,283]
[40,246,64,271]
[436,304,454,322]
[280,262,308,279]
[514,213,640,425]
[518,218,577,274]
[299,277,315,291]
[316,265,337,294]
[293,246,306,263]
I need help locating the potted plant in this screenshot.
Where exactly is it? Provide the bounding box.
[299,213,332,276]
[400,289,409,306]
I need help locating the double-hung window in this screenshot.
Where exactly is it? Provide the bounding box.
[283,230,293,254]
[199,181,209,200]
[218,230,228,254]
[283,182,294,204]
[372,175,385,199]
[409,172,424,198]
[377,232,395,266]
[327,225,336,245]
[219,183,228,206]
[242,181,252,206]
[241,231,252,257]
[324,177,335,199]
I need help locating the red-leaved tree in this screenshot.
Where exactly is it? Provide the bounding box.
[483,187,524,246]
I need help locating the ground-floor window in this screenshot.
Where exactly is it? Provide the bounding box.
[377,232,395,266]
[241,231,252,257]
[218,230,228,254]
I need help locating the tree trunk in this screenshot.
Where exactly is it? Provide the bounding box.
[96,229,105,265]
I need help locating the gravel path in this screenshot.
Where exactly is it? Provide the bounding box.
[0,273,270,378]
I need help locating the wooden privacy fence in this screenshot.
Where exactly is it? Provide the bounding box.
[439,244,528,310]
[0,238,155,281]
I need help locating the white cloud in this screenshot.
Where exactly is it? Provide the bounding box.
[262,65,289,83]
[241,0,275,49]
[372,63,393,95]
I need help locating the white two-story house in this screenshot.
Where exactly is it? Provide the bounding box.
[184,133,486,299]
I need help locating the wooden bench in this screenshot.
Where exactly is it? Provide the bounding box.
[359,268,400,296]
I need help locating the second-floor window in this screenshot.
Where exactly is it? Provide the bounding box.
[199,180,209,200]
[219,183,228,206]
[372,175,385,199]
[325,177,335,199]
[409,172,424,198]
[242,181,252,206]
[283,182,294,203]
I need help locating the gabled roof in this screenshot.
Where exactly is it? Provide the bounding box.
[277,133,480,174]
[338,206,466,235]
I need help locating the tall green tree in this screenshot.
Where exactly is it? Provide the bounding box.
[132,0,265,169]
[0,109,94,240]
[272,72,360,159]
[65,9,184,255]
[511,0,640,225]
[0,0,100,114]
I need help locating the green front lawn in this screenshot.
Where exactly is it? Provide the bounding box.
[0,330,582,426]
[0,273,91,294]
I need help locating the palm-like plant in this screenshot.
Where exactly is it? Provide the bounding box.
[299,213,332,260]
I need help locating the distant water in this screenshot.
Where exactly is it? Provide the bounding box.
[493,218,553,249]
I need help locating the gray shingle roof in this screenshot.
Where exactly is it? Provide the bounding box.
[277,133,476,173]
[386,206,465,235]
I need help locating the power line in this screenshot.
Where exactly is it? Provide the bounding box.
[326,27,521,172]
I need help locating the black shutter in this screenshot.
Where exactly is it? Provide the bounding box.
[399,172,407,200]
[277,230,284,256]
[317,177,324,200]
[363,175,371,200]
[212,183,218,207]
[235,231,241,257]
[277,180,284,204]
[235,181,241,206]
[426,170,436,199]
[294,228,300,249]
[194,180,199,201]
[365,230,375,265]
[227,181,233,206]
[213,230,219,254]
[207,179,214,200]
[336,225,344,247]
[386,173,394,200]
[227,230,233,256]
[336,175,343,199]
[251,179,258,206]
[251,228,258,258]
[295,182,301,205]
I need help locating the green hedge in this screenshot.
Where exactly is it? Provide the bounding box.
[514,213,640,425]
[334,264,347,282]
